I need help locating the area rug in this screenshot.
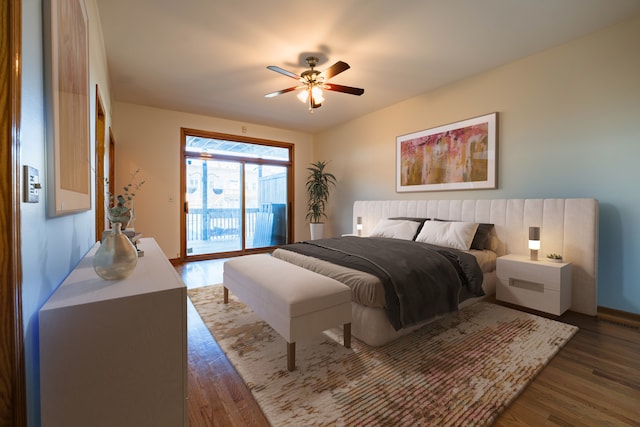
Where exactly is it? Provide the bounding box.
[189,284,578,426]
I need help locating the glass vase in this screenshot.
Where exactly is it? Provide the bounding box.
[93,222,138,280]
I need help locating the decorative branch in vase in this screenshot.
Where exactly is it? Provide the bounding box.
[94,169,146,281]
[106,168,146,230]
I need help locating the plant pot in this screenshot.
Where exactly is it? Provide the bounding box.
[546,258,563,263]
[309,223,324,240]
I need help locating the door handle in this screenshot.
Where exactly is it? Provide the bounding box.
[184,201,189,213]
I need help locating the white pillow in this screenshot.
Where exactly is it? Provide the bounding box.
[369,219,421,240]
[415,221,479,250]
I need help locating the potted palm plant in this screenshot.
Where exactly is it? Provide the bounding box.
[305,160,336,240]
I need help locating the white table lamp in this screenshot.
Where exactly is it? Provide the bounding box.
[529,226,540,261]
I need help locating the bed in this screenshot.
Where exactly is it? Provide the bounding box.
[273,198,599,347]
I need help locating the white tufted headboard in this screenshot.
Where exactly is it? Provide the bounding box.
[353,199,599,316]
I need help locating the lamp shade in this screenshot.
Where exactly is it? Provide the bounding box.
[528,226,540,260]
[529,226,540,241]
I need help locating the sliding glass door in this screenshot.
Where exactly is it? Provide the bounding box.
[185,158,242,256]
[244,163,288,250]
[182,129,292,259]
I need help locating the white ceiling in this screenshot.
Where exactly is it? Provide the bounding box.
[96,0,640,133]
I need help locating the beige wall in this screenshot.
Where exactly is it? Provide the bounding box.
[316,13,640,234]
[314,15,640,313]
[111,102,314,258]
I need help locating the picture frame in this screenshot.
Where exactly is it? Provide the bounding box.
[396,113,497,192]
[44,0,91,216]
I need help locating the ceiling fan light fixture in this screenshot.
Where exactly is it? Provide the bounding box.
[297,86,324,110]
[311,86,324,103]
[297,89,309,103]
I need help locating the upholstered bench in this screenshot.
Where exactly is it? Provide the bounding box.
[223,254,352,371]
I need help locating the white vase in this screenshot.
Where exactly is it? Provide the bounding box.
[93,222,138,280]
[309,223,324,240]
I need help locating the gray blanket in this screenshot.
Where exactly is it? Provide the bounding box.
[279,236,484,330]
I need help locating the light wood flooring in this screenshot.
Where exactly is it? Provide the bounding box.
[176,259,640,426]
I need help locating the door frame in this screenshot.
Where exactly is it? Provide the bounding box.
[179,128,295,261]
[0,0,27,425]
[94,87,106,241]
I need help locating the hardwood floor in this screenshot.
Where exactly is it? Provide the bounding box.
[177,259,270,426]
[177,259,640,426]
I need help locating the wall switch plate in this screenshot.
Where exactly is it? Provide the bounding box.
[23,165,41,203]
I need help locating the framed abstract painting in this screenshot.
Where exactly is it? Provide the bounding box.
[44,0,91,216]
[397,113,498,192]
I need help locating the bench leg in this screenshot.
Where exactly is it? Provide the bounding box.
[287,342,295,371]
[223,286,229,304]
[344,323,351,348]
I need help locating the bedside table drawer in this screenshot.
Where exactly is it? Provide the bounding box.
[497,259,569,292]
[496,254,572,316]
[497,278,568,315]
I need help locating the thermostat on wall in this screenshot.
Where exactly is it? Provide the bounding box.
[23,165,42,203]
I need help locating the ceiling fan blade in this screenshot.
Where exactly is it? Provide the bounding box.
[266,65,300,80]
[323,83,364,96]
[264,86,300,98]
[320,61,350,80]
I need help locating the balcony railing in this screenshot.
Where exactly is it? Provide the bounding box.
[187,208,256,241]
[187,205,286,249]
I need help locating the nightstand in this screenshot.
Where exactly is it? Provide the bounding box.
[496,254,572,315]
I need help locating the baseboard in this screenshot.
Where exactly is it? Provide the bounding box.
[597,306,640,329]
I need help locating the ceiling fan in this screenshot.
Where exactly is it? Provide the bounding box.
[264,56,365,111]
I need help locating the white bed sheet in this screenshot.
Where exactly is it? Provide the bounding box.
[272,246,495,346]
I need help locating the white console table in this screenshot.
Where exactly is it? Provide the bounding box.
[40,238,187,427]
